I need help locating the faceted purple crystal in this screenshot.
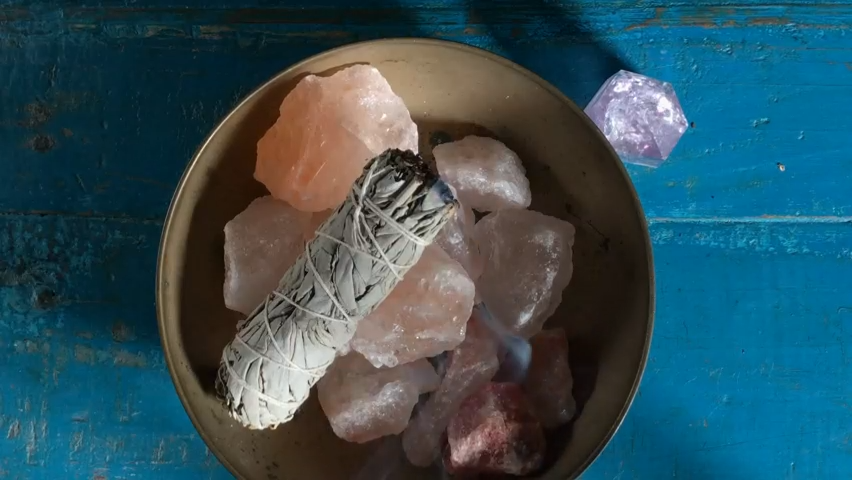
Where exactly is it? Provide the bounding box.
[585,70,687,168]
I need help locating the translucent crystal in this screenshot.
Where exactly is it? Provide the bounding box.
[445,382,545,476]
[256,65,418,212]
[474,210,575,338]
[585,70,688,168]
[476,304,533,385]
[223,196,310,315]
[434,136,531,212]
[352,245,475,368]
[434,201,483,280]
[318,354,439,444]
[302,209,334,242]
[402,316,499,466]
[523,328,576,428]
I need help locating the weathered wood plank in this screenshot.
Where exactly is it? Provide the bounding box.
[1,3,850,219]
[0,214,229,478]
[588,218,852,479]
[1,1,851,478]
[1,215,850,477]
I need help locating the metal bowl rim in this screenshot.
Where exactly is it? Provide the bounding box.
[155,37,655,480]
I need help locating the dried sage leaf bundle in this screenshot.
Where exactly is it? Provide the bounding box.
[217,149,457,430]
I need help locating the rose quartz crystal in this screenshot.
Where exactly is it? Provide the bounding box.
[351,245,476,368]
[256,65,418,212]
[434,202,483,280]
[445,382,545,476]
[523,328,576,428]
[302,209,334,242]
[223,196,311,315]
[402,316,499,466]
[474,209,576,338]
[318,354,439,444]
[434,136,531,212]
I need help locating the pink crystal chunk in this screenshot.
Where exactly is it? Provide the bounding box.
[402,316,499,466]
[352,245,476,368]
[523,328,576,428]
[302,209,334,242]
[434,201,483,280]
[223,196,311,315]
[318,354,439,444]
[585,70,688,167]
[434,136,531,212]
[256,65,418,212]
[474,209,575,338]
[445,382,545,476]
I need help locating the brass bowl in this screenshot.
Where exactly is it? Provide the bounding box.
[157,38,653,479]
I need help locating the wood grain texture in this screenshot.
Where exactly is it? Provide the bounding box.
[589,220,852,479]
[0,215,230,478]
[1,0,850,478]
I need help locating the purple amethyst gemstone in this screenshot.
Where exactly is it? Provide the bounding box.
[585,70,688,168]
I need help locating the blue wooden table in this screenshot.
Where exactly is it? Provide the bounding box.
[1,1,850,478]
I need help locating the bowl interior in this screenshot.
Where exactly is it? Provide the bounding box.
[157,39,652,480]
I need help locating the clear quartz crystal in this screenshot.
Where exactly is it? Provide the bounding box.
[351,245,476,368]
[585,70,688,167]
[434,136,531,212]
[256,65,418,212]
[474,209,575,338]
[434,201,483,280]
[402,316,499,466]
[223,196,310,315]
[318,354,440,444]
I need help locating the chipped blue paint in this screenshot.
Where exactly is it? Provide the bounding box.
[1,1,850,478]
[0,216,230,478]
[593,221,852,479]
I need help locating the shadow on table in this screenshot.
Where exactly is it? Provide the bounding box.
[463,0,633,105]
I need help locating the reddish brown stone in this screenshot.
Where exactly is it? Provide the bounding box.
[445,382,545,476]
[402,316,499,466]
[523,328,576,428]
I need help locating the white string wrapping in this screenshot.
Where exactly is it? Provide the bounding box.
[216,149,458,430]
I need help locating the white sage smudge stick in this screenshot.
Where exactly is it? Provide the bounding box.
[217,149,458,430]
